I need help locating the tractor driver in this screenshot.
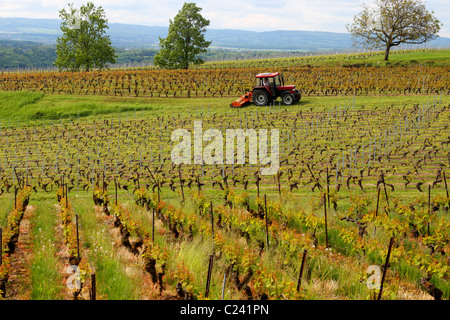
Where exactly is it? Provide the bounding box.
[263,78,271,87]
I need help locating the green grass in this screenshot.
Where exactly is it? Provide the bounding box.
[199,49,450,68]
[0,194,13,228]
[0,92,154,123]
[0,91,226,125]
[72,194,144,300]
[30,196,65,300]
[332,49,450,68]
[0,90,447,127]
[380,49,450,67]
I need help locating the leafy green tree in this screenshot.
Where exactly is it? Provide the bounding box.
[346,0,441,61]
[55,2,117,71]
[154,2,211,69]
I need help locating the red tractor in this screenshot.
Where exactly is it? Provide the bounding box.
[231,72,301,107]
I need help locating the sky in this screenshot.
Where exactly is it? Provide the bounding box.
[0,0,449,37]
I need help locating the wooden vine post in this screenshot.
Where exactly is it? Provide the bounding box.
[443,172,449,209]
[179,165,185,205]
[326,167,330,211]
[256,174,260,199]
[205,254,214,298]
[427,184,431,236]
[324,192,329,248]
[296,249,308,292]
[0,227,2,266]
[374,187,380,237]
[378,237,394,300]
[210,201,215,247]
[90,273,96,300]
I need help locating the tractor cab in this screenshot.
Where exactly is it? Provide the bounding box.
[256,73,280,94]
[256,72,281,88]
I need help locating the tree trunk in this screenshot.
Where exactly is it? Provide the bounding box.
[384,44,392,61]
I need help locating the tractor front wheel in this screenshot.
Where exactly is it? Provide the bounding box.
[281,92,295,105]
[252,89,270,106]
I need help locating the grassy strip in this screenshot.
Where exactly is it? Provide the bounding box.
[0,195,13,228]
[0,90,447,127]
[55,187,96,300]
[71,193,145,300]
[30,196,65,299]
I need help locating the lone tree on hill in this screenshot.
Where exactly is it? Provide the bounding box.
[55,2,117,71]
[154,2,211,69]
[346,0,442,61]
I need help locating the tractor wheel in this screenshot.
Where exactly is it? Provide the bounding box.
[252,89,270,106]
[281,92,295,105]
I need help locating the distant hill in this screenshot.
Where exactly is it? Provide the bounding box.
[0,39,56,69]
[205,29,354,50]
[2,17,449,51]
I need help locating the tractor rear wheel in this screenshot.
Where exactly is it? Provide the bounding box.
[281,92,295,105]
[252,89,270,106]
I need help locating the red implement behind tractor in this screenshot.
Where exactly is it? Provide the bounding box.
[230,72,301,108]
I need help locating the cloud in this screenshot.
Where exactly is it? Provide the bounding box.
[198,0,358,32]
[0,0,448,36]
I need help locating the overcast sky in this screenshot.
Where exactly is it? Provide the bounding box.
[0,0,449,37]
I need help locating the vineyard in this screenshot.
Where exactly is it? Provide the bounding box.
[1,49,449,99]
[0,49,449,301]
[1,65,448,98]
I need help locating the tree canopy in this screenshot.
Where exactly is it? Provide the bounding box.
[154,2,211,69]
[54,2,117,71]
[346,0,442,61]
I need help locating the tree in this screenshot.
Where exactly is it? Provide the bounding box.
[55,2,117,71]
[154,2,211,69]
[346,0,441,61]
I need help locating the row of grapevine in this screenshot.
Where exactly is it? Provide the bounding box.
[0,186,31,298]
[56,185,95,300]
[1,66,448,97]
